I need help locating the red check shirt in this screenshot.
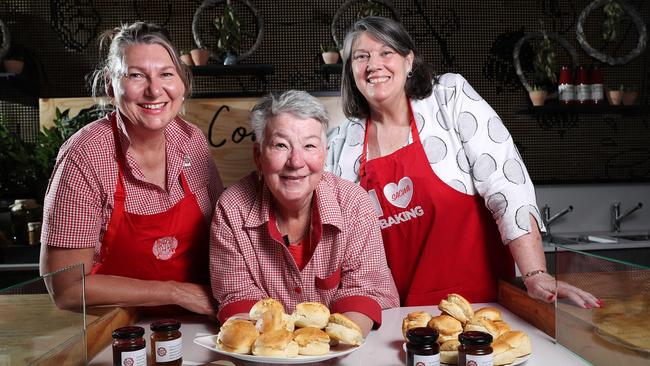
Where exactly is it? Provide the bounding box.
[210,172,400,326]
[41,111,223,262]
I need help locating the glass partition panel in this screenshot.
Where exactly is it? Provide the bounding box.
[0,263,86,366]
[553,244,650,366]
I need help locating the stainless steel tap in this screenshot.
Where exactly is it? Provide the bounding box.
[542,204,573,234]
[611,202,643,232]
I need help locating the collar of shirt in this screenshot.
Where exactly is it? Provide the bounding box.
[243,173,345,235]
[112,110,195,190]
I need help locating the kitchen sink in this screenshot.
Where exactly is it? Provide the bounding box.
[608,233,650,241]
[555,235,618,244]
[550,232,650,245]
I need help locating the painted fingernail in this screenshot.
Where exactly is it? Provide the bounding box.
[547,294,554,301]
[597,299,604,306]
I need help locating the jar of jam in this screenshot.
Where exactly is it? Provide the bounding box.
[150,319,182,366]
[112,326,146,366]
[406,327,440,366]
[458,331,493,366]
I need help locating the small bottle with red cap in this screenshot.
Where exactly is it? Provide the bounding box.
[590,66,604,104]
[558,66,575,104]
[575,66,592,104]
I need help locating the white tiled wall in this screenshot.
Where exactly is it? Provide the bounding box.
[535,183,650,234]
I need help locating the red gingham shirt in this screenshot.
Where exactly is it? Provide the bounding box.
[41,111,223,261]
[210,172,400,326]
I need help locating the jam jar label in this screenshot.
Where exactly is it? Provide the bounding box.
[121,348,146,366]
[463,353,493,366]
[155,338,182,362]
[412,353,440,366]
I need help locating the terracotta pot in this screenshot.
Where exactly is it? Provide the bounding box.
[3,59,24,74]
[622,91,638,106]
[190,48,209,66]
[180,54,194,66]
[322,51,340,65]
[606,90,623,106]
[529,90,547,106]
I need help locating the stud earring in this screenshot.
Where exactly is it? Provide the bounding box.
[407,70,413,78]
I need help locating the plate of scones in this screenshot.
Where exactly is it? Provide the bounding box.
[194,298,364,364]
[402,293,532,365]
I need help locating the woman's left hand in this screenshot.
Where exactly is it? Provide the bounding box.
[524,272,601,308]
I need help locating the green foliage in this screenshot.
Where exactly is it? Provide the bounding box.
[532,32,557,86]
[0,106,108,201]
[603,0,625,42]
[320,44,339,53]
[358,0,382,18]
[214,1,242,54]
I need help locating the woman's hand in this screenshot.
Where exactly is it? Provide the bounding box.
[171,282,217,317]
[524,272,601,308]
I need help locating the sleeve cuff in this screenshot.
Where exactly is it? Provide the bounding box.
[331,295,382,329]
[217,300,258,324]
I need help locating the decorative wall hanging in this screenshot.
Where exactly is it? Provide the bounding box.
[483,29,527,95]
[133,0,173,27]
[412,0,458,68]
[192,0,264,64]
[331,0,400,48]
[0,19,10,60]
[576,0,647,65]
[50,0,101,52]
[513,31,578,93]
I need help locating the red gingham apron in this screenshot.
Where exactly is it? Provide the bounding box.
[359,102,513,305]
[91,114,209,287]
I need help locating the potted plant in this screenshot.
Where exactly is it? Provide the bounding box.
[529,85,548,106]
[321,45,340,64]
[190,47,209,66]
[179,50,193,66]
[622,85,638,105]
[2,46,24,75]
[607,85,624,106]
[214,0,242,65]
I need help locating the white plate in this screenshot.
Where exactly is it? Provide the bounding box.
[194,334,363,364]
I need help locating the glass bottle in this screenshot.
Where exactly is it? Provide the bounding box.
[590,66,604,104]
[575,66,592,104]
[9,199,42,245]
[112,326,147,366]
[406,327,440,366]
[558,66,575,104]
[150,319,183,366]
[458,331,493,366]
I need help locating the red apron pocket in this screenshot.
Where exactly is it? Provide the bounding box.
[315,267,341,290]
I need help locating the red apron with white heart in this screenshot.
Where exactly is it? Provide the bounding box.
[359,103,513,305]
[91,114,209,287]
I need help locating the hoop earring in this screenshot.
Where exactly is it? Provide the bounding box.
[407,71,413,78]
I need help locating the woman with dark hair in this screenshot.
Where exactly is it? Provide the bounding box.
[40,22,223,315]
[327,17,599,308]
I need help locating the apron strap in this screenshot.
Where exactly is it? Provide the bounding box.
[359,100,419,177]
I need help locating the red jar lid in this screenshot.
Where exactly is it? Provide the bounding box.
[459,331,493,345]
[406,327,439,344]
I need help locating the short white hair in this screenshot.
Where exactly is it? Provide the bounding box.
[249,90,330,145]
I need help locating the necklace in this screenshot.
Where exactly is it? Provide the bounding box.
[275,212,311,245]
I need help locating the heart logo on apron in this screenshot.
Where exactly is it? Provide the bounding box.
[152,236,179,260]
[383,176,414,208]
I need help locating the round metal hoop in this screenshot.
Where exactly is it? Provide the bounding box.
[192,0,264,62]
[331,0,401,47]
[513,31,579,93]
[576,0,647,65]
[0,19,11,60]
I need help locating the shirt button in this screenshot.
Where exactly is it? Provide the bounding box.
[294,287,302,294]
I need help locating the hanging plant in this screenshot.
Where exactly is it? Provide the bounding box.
[602,0,625,42]
[532,31,557,88]
[213,0,242,56]
[358,0,382,18]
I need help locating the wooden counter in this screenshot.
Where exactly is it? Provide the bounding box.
[0,293,138,365]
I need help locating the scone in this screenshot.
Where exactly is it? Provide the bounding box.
[217,319,259,354]
[439,293,474,324]
[464,317,499,339]
[402,311,433,340]
[255,307,296,333]
[293,327,331,355]
[427,314,463,343]
[440,339,460,364]
[252,329,299,358]
[325,313,364,346]
[249,298,285,321]
[474,306,502,321]
[293,302,330,329]
[493,320,511,338]
[497,330,532,358]
[492,339,517,365]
